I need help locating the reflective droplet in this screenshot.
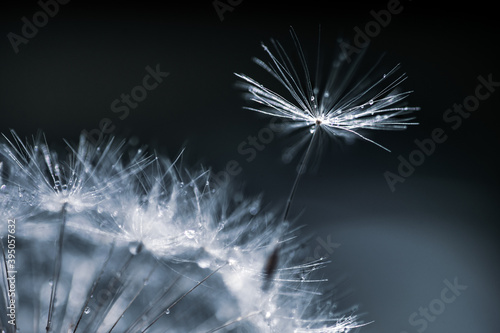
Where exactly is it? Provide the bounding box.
[249,202,259,215]
[184,230,195,239]
[128,241,143,255]
[369,99,374,105]
[84,307,91,314]
[165,309,170,315]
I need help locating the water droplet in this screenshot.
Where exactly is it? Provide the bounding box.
[383,74,387,78]
[310,96,315,102]
[0,185,5,190]
[249,202,259,215]
[369,99,374,105]
[265,311,271,319]
[198,259,211,269]
[97,206,103,214]
[309,127,316,134]
[184,230,195,239]
[165,309,170,315]
[84,307,91,314]
[128,241,143,255]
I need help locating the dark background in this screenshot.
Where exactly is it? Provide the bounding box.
[1,1,499,332]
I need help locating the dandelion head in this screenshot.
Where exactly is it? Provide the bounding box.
[0,132,364,332]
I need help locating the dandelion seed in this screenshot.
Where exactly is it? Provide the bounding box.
[235,28,420,156]
[235,27,420,227]
[235,29,420,332]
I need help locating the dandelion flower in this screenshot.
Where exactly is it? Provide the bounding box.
[0,132,364,332]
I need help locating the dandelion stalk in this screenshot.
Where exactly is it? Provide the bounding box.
[83,247,139,332]
[73,241,116,333]
[142,264,227,332]
[46,202,68,333]
[124,273,183,333]
[108,263,158,332]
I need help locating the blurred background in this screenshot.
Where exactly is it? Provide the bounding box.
[1,1,499,332]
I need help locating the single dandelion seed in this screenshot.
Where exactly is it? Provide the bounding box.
[235,27,419,307]
[235,27,419,222]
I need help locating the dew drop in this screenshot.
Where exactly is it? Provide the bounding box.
[184,230,195,239]
[249,202,259,215]
[265,311,271,319]
[84,307,91,315]
[165,309,170,315]
[198,259,211,269]
[0,185,5,190]
[369,99,374,105]
[310,96,315,102]
[128,241,143,255]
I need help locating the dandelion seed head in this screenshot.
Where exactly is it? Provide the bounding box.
[0,132,364,332]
